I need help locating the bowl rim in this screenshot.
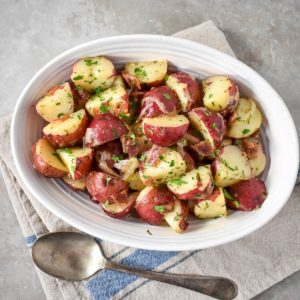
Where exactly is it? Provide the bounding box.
[11,34,299,250]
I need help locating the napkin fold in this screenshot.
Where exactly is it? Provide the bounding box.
[1,20,300,300]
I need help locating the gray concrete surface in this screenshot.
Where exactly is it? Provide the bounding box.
[0,0,299,299]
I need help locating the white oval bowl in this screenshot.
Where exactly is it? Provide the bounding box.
[11,35,298,251]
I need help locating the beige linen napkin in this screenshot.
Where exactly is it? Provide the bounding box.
[1,20,300,300]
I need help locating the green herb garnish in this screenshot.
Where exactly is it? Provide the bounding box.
[154,205,165,213]
[163,93,171,100]
[73,75,84,81]
[242,128,250,135]
[169,160,175,167]
[169,178,188,185]
[84,59,98,66]
[134,67,147,78]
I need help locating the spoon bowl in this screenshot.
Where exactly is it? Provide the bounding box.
[32,232,238,299]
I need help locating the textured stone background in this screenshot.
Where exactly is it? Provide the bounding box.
[0,0,299,299]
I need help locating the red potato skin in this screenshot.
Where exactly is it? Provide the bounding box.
[176,201,189,231]
[194,186,222,205]
[226,179,267,211]
[190,141,214,158]
[121,71,164,90]
[143,121,189,147]
[191,107,226,148]
[169,72,202,112]
[139,86,180,119]
[83,114,128,147]
[73,150,94,180]
[101,192,138,218]
[135,187,175,225]
[183,126,203,145]
[44,113,88,148]
[32,144,67,178]
[176,146,196,172]
[242,138,261,159]
[86,171,129,204]
[69,80,91,110]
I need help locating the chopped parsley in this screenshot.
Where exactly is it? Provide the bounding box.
[169,160,175,167]
[133,67,147,78]
[205,201,209,209]
[57,113,65,118]
[84,59,98,66]
[163,93,171,100]
[104,200,109,207]
[174,213,180,221]
[55,102,61,106]
[111,155,123,162]
[212,122,217,129]
[233,200,240,208]
[154,205,165,213]
[242,128,250,135]
[139,154,147,162]
[106,176,112,186]
[204,110,210,116]
[223,188,235,200]
[220,157,237,171]
[147,229,152,235]
[99,105,110,113]
[208,93,213,98]
[119,113,130,121]
[169,178,188,185]
[64,148,73,154]
[94,87,103,95]
[77,113,82,120]
[73,75,84,81]
[52,152,59,158]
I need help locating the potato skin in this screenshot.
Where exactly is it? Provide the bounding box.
[69,80,91,110]
[188,107,226,149]
[139,86,180,118]
[143,116,189,147]
[86,171,128,203]
[73,151,94,180]
[32,143,67,178]
[135,186,175,225]
[44,112,88,148]
[226,178,267,211]
[166,71,202,112]
[84,114,128,147]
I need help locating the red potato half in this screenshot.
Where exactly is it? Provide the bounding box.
[68,80,91,110]
[62,176,87,191]
[143,114,189,147]
[71,56,116,92]
[202,75,239,116]
[226,178,267,211]
[121,122,152,157]
[194,187,227,219]
[32,138,68,177]
[164,199,189,233]
[135,186,175,225]
[167,165,213,201]
[86,171,128,204]
[139,86,180,119]
[212,145,251,187]
[43,109,88,148]
[100,192,137,218]
[227,98,263,138]
[166,71,201,112]
[188,107,226,149]
[139,146,187,186]
[57,147,93,180]
[85,85,129,118]
[36,82,74,122]
[83,114,128,148]
[122,60,168,89]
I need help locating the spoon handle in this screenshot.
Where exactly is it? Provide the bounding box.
[105,261,237,300]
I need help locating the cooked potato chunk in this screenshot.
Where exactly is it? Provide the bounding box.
[166,72,201,112]
[143,114,189,147]
[202,75,239,115]
[227,98,263,138]
[85,85,129,118]
[213,145,251,187]
[100,192,137,218]
[71,56,116,92]
[188,107,226,149]
[194,187,227,219]
[36,82,74,122]
[164,199,189,233]
[126,172,145,190]
[167,165,213,200]
[43,109,88,147]
[226,179,267,211]
[62,176,87,191]
[114,157,139,181]
[32,138,68,177]
[57,147,93,180]
[139,146,186,186]
[113,75,126,88]
[135,186,175,225]
[123,60,167,89]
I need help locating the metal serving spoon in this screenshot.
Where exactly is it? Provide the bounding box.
[32,232,238,300]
